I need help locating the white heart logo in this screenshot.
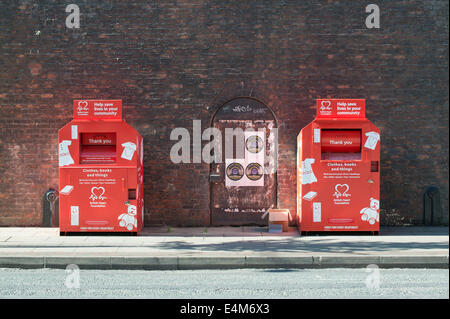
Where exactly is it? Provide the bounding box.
[90,186,106,200]
[78,100,88,108]
[335,184,349,196]
[321,100,331,108]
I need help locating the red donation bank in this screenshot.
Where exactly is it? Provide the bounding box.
[297,99,380,234]
[58,100,144,235]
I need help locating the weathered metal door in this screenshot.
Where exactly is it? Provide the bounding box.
[210,98,277,226]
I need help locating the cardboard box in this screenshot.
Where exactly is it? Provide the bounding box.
[266,209,290,232]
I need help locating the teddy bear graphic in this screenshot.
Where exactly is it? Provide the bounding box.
[360,198,380,225]
[118,204,137,231]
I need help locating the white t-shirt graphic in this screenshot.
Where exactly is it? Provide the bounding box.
[301,158,317,185]
[59,140,74,166]
[364,132,380,150]
[121,142,137,160]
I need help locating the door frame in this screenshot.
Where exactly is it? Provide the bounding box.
[209,96,279,226]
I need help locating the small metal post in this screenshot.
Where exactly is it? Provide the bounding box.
[45,190,59,227]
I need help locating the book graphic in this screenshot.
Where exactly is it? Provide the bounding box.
[60,185,74,195]
[303,191,318,201]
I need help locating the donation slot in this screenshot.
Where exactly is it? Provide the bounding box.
[80,133,117,164]
[321,129,361,160]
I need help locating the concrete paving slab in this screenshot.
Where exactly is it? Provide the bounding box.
[57,237,89,243]
[379,255,449,268]
[114,247,162,254]
[73,247,119,255]
[317,255,381,267]
[178,256,246,269]
[0,256,44,268]
[260,228,300,237]
[200,227,243,236]
[44,256,111,269]
[110,256,178,270]
[30,248,79,256]
[381,226,449,236]
[142,227,207,236]
[0,248,38,255]
[0,236,11,242]
[245,256,315,268]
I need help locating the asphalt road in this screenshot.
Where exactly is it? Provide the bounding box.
[0,268,448,299]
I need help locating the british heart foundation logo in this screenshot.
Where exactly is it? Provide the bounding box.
[320,100,332,115]
[320,100,331,109]
[77,100,89,114]
[89,186,106,201]
[89,187,107,208]
[333,184,351,205]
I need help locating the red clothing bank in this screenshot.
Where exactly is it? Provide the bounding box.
[297,99,380,234]
[58,100,144,235]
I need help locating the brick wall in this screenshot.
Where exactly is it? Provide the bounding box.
[0,1,448,226]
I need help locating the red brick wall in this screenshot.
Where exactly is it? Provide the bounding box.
[0,1,448,226]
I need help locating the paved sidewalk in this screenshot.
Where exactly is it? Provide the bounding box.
[0,226,448,269]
